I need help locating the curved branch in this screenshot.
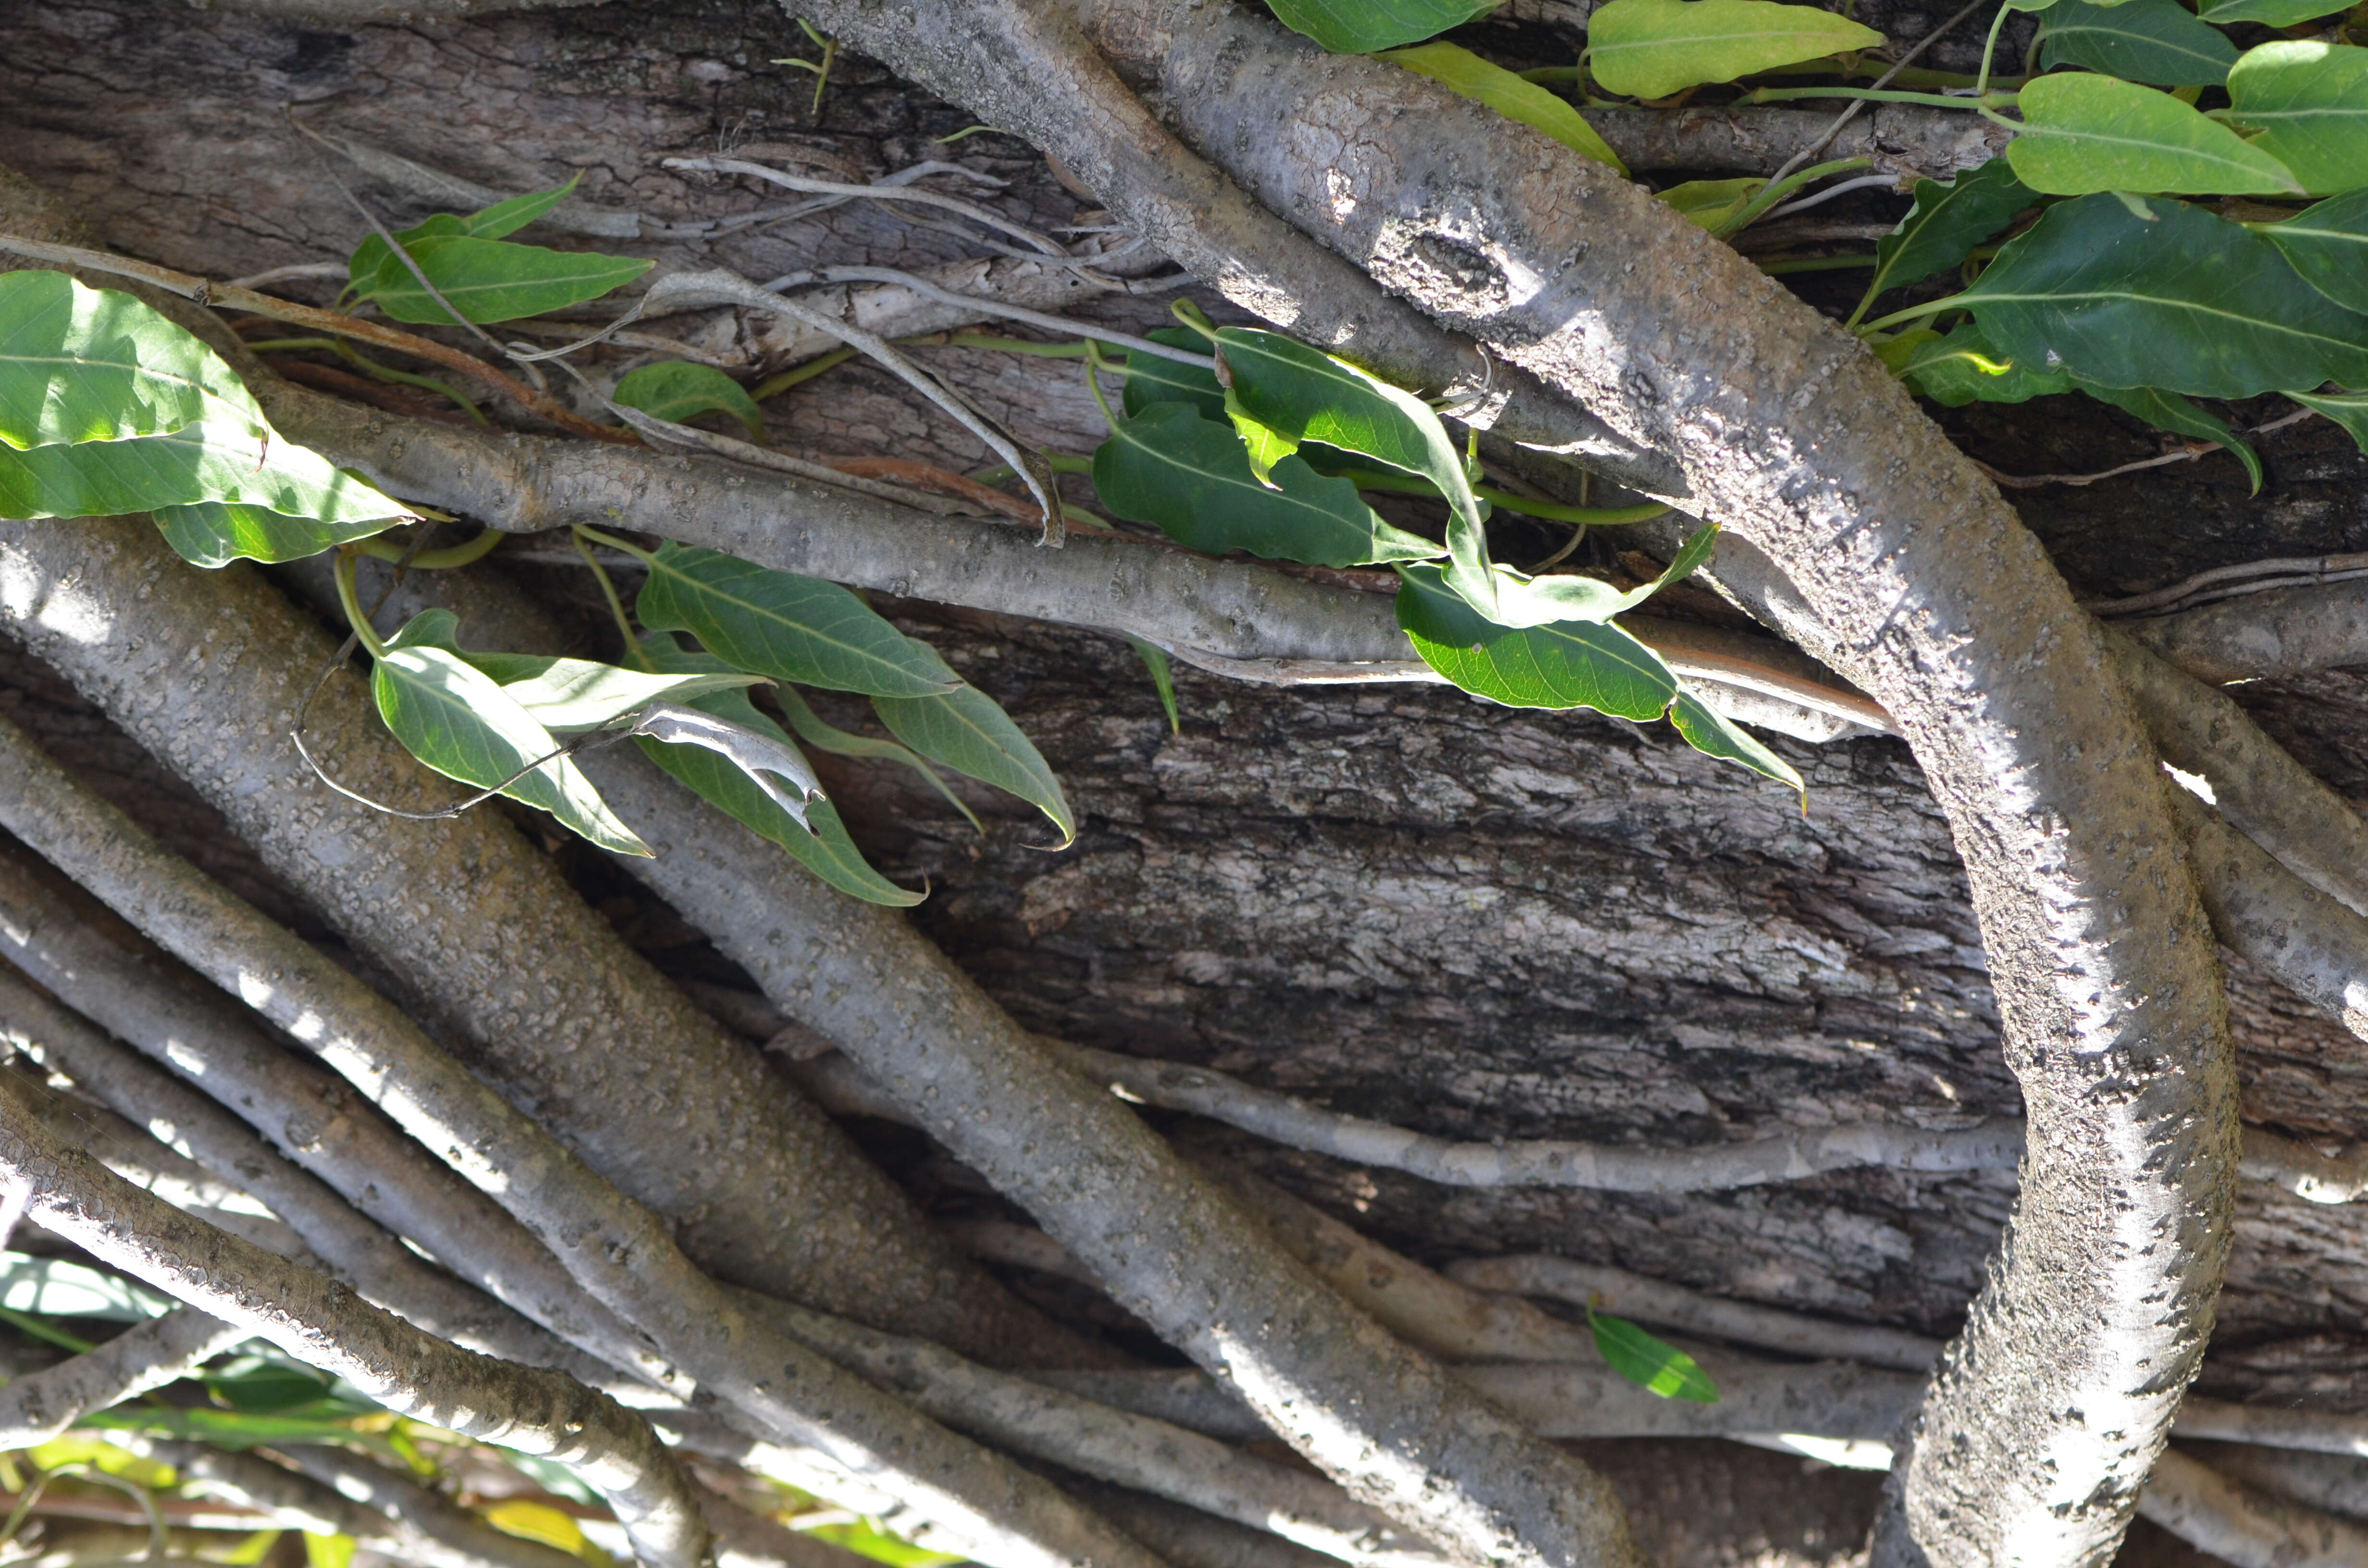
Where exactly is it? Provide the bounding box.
[2134,1448,2368,1568]
[0,1075,710,1568]
[0,1307,246,1451]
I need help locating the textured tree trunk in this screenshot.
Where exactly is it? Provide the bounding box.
[8,0,2368,1559]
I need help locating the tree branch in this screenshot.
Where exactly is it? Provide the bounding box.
[0,1071,711,1568]
[0,1307,246,1452]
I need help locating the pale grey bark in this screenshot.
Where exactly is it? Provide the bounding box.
[0,858,633,1383]
[0,1307,245,1450]
[0,662,1171,1568]
[2187,1442,2368,1521]
[0,1071,711,1568]
[2134,1448,2368,1568]
[2166,788,2368,1041]
[1446,1255,1944,1373]
[1577,105,2010,179]
[575,745,1646,1568]
[2124,581,2368,686]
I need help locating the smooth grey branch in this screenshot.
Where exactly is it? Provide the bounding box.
[0,1308,245,1451]
[0,1074,710,1568]
[2134,1448,2368,1568]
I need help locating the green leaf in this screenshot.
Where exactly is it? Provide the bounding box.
[635,543,962,698]
[1214,327,1491,602]
[1586,0,1886,100]
[767,681,984,835]
[153,501,401,568]
[350,233,652,326]
[1224,385,1301,484]
[1396,563,1678,717]
[0,271,266,451]
[1122,329,1227,420]
[1865,159,2037,305]
[1669,691,1806,790]
[1092,401,1442,568]
[2037,0,2237,87]
[613,362,766,443]
[1262,0,1498,53]
[1589,1309,1721,1402]
[1656,177,1762,230]
[2196,0,2351,29]
[1960,194,2368,397]
[457,173,586,240]
[2004,72,2303,196]
[873,683,1075,846]
[2082,382,2262,492]
[1379,41,1628,172]
[0,1253,176,1321]
[2257,188,2368,313]
[1128,636,1182,735]
[0,417,411,532]
[631,641,925,905]
[2223,42,2368,198]
[303,1533,357,1568]
[1480,521,1720,628]
[2290,388,2368,456]
[1900,320,2076,403]
[371,643,651,856]
[205,1361,336,1414]
[383,608,769,729]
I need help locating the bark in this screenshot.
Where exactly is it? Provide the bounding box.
[0,1306,246,1450]
[0,1070,712,1568]
[2126,584,2368,688]
[0,663,1173,1568]
[2133,1449,2368,1568]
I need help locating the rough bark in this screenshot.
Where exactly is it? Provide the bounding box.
[0,1306,246,1450]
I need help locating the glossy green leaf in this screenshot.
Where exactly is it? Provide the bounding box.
[0,417,412,530]
[1093,401,1441,568]
[350,233,651,326]
[2257,188,2368,313]
[2005,73,2303,196]
[2223,42,2368,198]
[1122,328,1226,419]
[768,681,984,834]
[1669,691,1805,791]
[2196,0,2352,32]
[635,543,961,698]
[1587,0,1885,100]
[347,175,583,289]
[1864,158,2036,306]
[1900,321,2076,403]
[1225,385,1301,483]
[613,361,766,442]
[1129,636,1183,735]
[2037,0,2236,87]
[461,648,763,731]
[874,683,1075,846]
[1395,563,1678,717]
[1589,1310,1721,1402]
[153,500,399,568]
[1380,41,1627,171]
[633,635,926,903]
[371,642,650,856]
[2083,382,2262,492]
[0,271,265,450]
[1215,327,1491,600]
[1480,521,1719,627]
[2290,388,2368,456]
[1656,177,1761,230]
[1262,0,1497,52]
[1960,194,2368,397]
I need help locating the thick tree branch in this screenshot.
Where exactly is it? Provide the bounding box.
[0,1071,710,1568]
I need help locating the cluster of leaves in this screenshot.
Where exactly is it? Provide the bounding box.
[1262,0,2368,490]
[1087,323,1804,789]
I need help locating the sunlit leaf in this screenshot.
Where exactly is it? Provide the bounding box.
[0,1254,175,1321]
[2037,0,2237,87]
[151,501,398,568]
[482,1501,586,1555]
[1478,521,1719,627]
[1669,691,1804,791]
[303,1533,356,1568]
[1899,320,2076,403]
[1380,41,1627,171]
[2005,72,2303,196]
[371,637,650,856]
[2257,188,2368,313]
[1656,177,1761,229]
[1589,1310,1721,1402]
[1262,0,1498,53]
[2223,42,2368,197]
[1960,193,2368,397]
[0,271,265,450]
[1093,401,1441,567]
[874,684,1075,846]
[613,362,766,442]
[1587,0,1886,100]
[635,543,962,698]
[1395,563,1678,717]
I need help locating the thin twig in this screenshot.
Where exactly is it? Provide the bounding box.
[2083,551,2368,617]
[0,233,631,442]
[666,157,1067,256]
[1981,404,2318,492]
[787,265,1215,365]
[1762,0,1988,188]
